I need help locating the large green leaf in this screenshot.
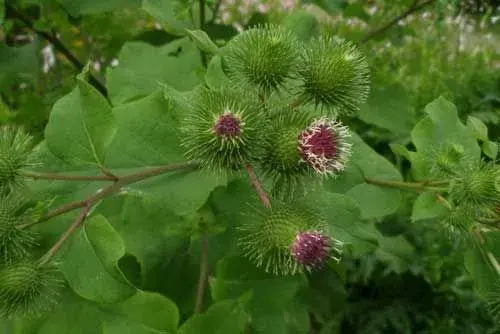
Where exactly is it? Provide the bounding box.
[409,96,481,179]
[44,68,116,167]
[105,90,226,216]
[60,0,141,16]
[358,83,416,135]
[142,0,202,36]
[107,38,203,105]
[12,289,179,334]
[103,290,179,333]
[177,297,249,334]
[411,192,449,222]
[60,215,136,303]
[98,195,189,286]
[325,132,403,219]
[210,255,308,334]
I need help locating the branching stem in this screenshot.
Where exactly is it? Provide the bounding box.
[38,202,90,266]
[360,0,437,43]
[245,163,271,208]
[18,162,198,229]
[20,170,117,182]
[199,0,208,68]
[364,177,448,192]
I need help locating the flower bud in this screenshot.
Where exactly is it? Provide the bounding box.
[237,203,339,275]
[297,36,370,115]
[0,193,37,265]
[449,163,500,208]
[181,87,265,172]
[222,24,300,93]
[0,126,34,194]
[0,261,63,318]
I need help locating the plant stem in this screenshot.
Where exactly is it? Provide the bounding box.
[20,170,117,182]
[245,163,271,208]
[18,162,198,229]
[364,177,448,192]
[360,0,437,43]
[199,0,208,68]
[209,0,223,24]
[6,4,108,97]
[38,202,90,266]
[195,236,209,313]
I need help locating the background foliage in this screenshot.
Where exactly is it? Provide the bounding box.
[1,0,499,333]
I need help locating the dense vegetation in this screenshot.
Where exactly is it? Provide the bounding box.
[0,0,499,333]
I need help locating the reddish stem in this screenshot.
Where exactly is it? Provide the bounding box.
[245,163,271,208]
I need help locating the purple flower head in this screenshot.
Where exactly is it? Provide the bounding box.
[298,118,351,176]
[213,109,244,139]
[291,230,334,269]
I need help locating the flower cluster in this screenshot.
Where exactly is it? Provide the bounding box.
[180,25,369,275]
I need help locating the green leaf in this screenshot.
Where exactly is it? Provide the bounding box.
[467,115,488,141]
[346,183,402,220]
[104,290,180,333]
[45,66,115,167]
[60,0,141,16]
[142,0,193,36]
[326,132,403,219]
[22,289,179,334]
[107,38,203,105]
[483,140,498,159]
[465,244,498,298]
[409,96,481,179]
[358,83,415,134]
[205,55,231,89]
[210,255,307,334]
[374,235,415,274]
[411,192,450,221]
[185,29,219,54]
[282,10,319,41]
[177,298,249,334]
[99,195,188,285]
[105,90,185,166]
[60,215,136,303]
[305,190,379,255]
[105,90,227,216]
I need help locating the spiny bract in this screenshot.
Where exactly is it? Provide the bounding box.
[237,203,334,275]
[260,111,352,198]
[0,126,34,194]
[297,35,370,115]
[0,261,63,318]
[0,193,37,265]
[223,24,300,93]
[181,87,265,172]
[449,162,500,208]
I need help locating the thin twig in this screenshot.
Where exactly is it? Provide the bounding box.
[245,163,271,208]
[6,4,108,97]
[360,0,437,43]
[38,202,90,266]
[195,236,209,313]
[20,170,117,182]
[364,176,448,193]
[18,162,198,229]
[199,0,208,68]
[209,0,223,24]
